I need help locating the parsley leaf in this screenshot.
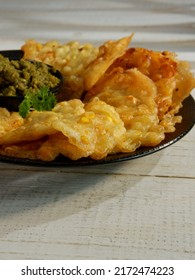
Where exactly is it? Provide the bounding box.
[19,87,57,118]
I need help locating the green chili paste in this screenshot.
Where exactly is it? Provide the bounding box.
[0,54,60,96]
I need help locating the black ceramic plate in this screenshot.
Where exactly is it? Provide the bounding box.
[0,49,24,60]
[0,95,194,166]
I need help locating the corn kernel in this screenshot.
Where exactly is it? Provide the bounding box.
[80,116,90,123]
[107,116,113,122]
[81,135,89,144]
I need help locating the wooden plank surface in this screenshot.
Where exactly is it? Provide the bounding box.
[0,0,194,260]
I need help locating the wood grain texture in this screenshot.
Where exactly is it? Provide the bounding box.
[0,0,195,260]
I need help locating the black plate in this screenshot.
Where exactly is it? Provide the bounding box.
[0,95,194,166]
[0,50,24,60]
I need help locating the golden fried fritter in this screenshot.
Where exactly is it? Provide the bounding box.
[22,39,99,99]
[0,34,194,162]
[83,34,133,90]
[0,98,125,161]
[104,47,195,131]
[84,68,165,152]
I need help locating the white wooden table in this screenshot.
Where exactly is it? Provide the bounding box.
[0,0,194,260]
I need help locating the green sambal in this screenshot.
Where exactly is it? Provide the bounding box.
[0,54,60,97]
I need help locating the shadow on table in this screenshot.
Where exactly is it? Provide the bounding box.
[0,152,161,237]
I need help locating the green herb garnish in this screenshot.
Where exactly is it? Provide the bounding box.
[19,87,57,118]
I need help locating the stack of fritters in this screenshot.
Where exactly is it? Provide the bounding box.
[0,35,194,161]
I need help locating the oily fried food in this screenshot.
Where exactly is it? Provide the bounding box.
[0,34,194,162]
[37,133,87,161]
[37,98,126,161]
[21,35,133,99]
[83,34,133,90]
[0,108,24,136]
[0,98,125,161]
[84,98,126,159]
[0,110,58,145]
[107,48,178,121]
[85,47,195,132]
[84,68,165,152]
[21,39,98,99]
[0,139,46,160]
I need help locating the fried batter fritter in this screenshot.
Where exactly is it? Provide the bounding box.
[0,34,194,161]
